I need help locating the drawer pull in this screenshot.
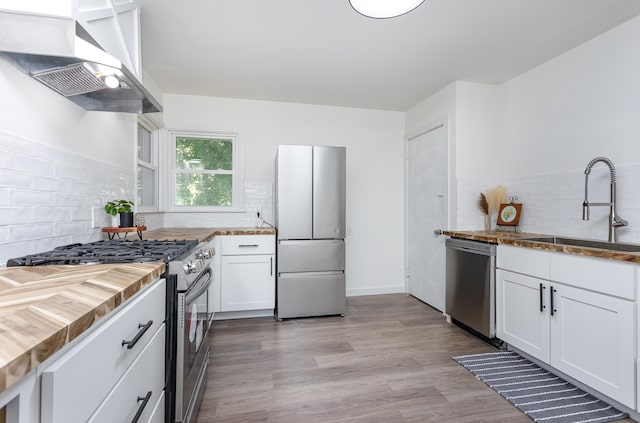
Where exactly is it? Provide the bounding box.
[131,391,152,423]
[238,244,259,248]
[122,320,153,350]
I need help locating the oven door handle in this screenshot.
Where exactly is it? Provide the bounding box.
[185,267,213,304]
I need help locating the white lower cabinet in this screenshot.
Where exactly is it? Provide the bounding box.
[497,270,550,362]
[88,327,165,422]
[549,283,635,407]
[40,278,166,423]
[217,235,275,314]
[221,254,275,311]
[497,245,637,409]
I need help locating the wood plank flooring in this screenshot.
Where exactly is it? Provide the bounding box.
[196,294,632,422]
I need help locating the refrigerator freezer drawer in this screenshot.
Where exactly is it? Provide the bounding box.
[277,240,345,273]
[277,272,345,319]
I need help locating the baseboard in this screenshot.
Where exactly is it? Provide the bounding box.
[213,309,274,320]
[346,285,405,297]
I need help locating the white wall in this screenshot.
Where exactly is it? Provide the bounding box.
[162,94,406,296]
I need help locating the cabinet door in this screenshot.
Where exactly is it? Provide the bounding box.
[221,255,275,311]
[550,284,635,408]
[497,269,550,362]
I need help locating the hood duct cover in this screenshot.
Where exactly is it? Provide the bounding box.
[0,10,162,114]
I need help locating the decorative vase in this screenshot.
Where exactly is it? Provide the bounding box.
[484,214,491,232]
[119,211,134,228]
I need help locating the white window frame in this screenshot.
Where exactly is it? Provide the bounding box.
[136,115,160,212]
[167,129,244,212]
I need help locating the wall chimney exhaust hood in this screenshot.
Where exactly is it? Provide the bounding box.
[0,10,162,114]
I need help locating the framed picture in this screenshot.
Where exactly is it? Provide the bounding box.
[497,203,522,226]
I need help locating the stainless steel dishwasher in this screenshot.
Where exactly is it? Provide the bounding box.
[445,237,497,340]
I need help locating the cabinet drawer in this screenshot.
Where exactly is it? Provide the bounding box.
[221,235,275,255]
[549,252,636,299]
[41,279,166,423]
[88,326,166,422]
[497,245,550,279]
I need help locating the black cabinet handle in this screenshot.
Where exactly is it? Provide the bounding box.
[550,286,556,316]
[131,391,152,423]
[239,244,259,248]
[539,283,546,312]
[270,257,273,276]
[122,320,153,350]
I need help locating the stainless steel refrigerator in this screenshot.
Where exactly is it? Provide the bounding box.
[276,145,346,320]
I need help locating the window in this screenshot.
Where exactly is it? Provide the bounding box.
[136,117,159,211]
[169,130,243,211]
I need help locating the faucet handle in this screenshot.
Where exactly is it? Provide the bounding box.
[613,215,629,228]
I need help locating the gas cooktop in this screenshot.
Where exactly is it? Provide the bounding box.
[7,239,199,266]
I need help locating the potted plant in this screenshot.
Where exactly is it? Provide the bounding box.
[104,199,135,228]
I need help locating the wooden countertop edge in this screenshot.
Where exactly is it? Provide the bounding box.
[0,262,165,394]
[444,230,640,264]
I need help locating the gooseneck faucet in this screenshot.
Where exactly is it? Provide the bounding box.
[582,157,628,242]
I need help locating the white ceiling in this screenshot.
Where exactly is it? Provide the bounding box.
[140,0,640,111]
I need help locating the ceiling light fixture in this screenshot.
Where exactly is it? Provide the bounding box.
[349,0,425,19]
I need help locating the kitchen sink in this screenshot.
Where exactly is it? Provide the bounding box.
[519,236,640,253]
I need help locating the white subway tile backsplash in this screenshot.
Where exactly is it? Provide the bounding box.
[0,131,134,265]
[54,164,87,181]
[34,175,73,193]
[10,190,55,207]
[10,223,56,241]
[34,207,72,223]
[0,169,33,189]
[0,208,35,225]
[5,152,52,175]
[457,163,640,243]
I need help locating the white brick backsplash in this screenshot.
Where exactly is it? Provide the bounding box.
[34,207,72,223]
[0,241,32,265]
[10,223,55,241]
[10,190,55,207]
[34,175,73,193]
[0,207,35,225]
[0,132,32,155]
[0,169,33,189]
[0,131,134,264]
[5,152,52,175]
[457,163,640,243]
[54,192,86,207]
[0,189,8,206]
[54,164,87,181]
[55,221,87,236]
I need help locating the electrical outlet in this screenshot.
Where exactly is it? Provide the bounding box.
[91,207,99,229]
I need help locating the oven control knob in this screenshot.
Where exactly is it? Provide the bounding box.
[202,248,215,259]
[183,259,203,274]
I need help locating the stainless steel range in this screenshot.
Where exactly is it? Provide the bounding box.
[7,239,215,423]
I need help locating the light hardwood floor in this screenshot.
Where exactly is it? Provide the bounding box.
[196,294,632,422]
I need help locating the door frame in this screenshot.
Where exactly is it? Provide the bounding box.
[403,117,453,294]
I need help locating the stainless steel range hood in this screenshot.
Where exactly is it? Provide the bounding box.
[0,10,162,113]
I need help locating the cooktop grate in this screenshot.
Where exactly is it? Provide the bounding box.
[6,239,199,266]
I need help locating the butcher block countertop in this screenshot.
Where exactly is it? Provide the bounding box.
[444,230,640,264]
[143,226,276,243]
[0,262,165,394]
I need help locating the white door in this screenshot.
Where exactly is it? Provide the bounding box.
[407,124,447,311]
